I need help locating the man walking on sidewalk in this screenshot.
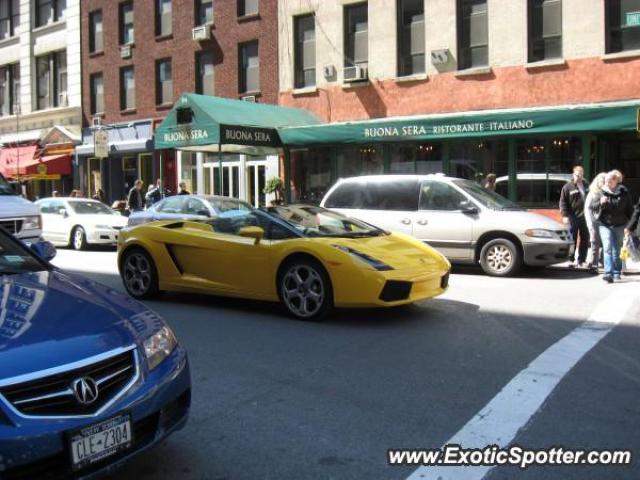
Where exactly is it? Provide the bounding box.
[560,165,590,267]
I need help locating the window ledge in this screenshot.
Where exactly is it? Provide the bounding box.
[292,86,318,96]
[454,66,492,77]
[156,103,173,110]
[396,73,428,83]
[238,13,260,22]
[89,50,105,58]
[341,80,370,89]
[0,35,19,48]
[32,19,66,34]
[525,58,567,70]
[155,33,173,42]
[602,49,640,62]
[120,108,137,115]
[239,91,261,98]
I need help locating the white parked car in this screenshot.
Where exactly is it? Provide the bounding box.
[321,175,574,276]
[36,198,128,250]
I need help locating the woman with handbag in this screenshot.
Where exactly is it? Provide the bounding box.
[584,172,606,272]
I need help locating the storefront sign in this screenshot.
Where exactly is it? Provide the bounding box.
[22,174,61,181]
[626,11,640,26]
[220,125,281,147]
[363,120,535,139]
[94,129,109,158]
[162,128,210,143]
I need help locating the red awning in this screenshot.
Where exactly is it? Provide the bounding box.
[33,154,72,176]
[0,147,71,177]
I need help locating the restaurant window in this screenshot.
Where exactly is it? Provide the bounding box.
[195,0,213,25]
[35,0,65,27]
[180,152,198,194]
[196,51,214,96]
[238,0,258,17]
[294,14,316,89]
[155,0,172,36]
[450,140,508,185]
[90,72,104,115]
[290,148,331,203]
[0,0,19,40]
[0,63,19,116]
[457,0,488,69]
[89,10,103,53]
[156,58,172,105]
[36,51,66,110]
[120,66,135,110]
[528,0,562,62]
[344,3,368,69]
[397,0,425,76]
[336,145,383,178]
[606,0,640,53]
[390,143,443,174]
[510,136,580,206]
[239,41,259,94]
[119,1,134,45]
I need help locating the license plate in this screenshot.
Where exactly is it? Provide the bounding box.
[69,413,133,470]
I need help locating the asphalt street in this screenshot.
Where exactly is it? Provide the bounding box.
[52,248,640,480]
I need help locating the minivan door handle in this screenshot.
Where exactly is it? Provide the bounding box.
[417,219,428,226]
[400,218,411,225]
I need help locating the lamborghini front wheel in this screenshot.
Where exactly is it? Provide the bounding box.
[279,258,333,321]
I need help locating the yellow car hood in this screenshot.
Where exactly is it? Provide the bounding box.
[312,233,450,271]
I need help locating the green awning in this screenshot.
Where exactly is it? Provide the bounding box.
[154,93,320,154]
[279,101,640,147]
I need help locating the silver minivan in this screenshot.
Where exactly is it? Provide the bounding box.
[320,175,573,276]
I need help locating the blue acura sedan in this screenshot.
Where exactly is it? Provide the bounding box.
[0,229,191,478]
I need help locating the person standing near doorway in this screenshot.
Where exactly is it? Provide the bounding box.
[559,165,590,267]
[178,181,190,195]
[127,179,145,213]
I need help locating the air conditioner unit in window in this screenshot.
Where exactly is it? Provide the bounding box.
[323,64,336,79]
[192,25,211,41]
[241,95,256,102]
[58,92,68,107]
[431,49,449,65]
[120,45,132,59]
[343,65,368,82]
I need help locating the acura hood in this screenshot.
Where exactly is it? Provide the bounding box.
[0,270,158,380]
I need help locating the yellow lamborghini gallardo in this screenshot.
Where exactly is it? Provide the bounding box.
[117,204,450,320]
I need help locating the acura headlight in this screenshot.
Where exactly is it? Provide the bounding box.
[525,229,556,239]
[23,215,41,230]
[143,326,178,370]
[333,245,393,271]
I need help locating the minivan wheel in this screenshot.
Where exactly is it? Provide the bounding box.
[479,238,522,277]
[278,259,333,321]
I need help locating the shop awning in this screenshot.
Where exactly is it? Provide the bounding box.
[278,100,640,146]
[0,146,71,178]
[154,93,320,154]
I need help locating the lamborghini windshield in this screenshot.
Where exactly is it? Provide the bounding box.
[266,205,386,238]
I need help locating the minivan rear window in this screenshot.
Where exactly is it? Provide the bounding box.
[325,179,420,211]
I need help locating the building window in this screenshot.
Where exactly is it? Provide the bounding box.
[238,0,258,17]
[337,145,383,178]
[196,51,214,96]
[35,51,66,110]
[35,0,65,27]
[119,1,134,45]
[294,14,315,88]
[397,0,425,76]
[89,10,103,53]
[457,0,488,69]
[195,0,213,25]
[0,0,19,40]
[120,66,135,110]
[90,73,104,115]
[390,143,442,174]
[344,3,368,68]
[606,0,640,53]
[290,149,331,203]
[155,0,172,36]
[239,41,259,94]
[0,63,19,116]
[528,0,562,62]
[450,140,507,184]
[156,58,172,105]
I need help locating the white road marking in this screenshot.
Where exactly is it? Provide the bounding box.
[407,284,638,480]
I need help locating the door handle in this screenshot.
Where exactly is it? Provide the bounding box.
[400,218,411,225]
[417,219,428,226]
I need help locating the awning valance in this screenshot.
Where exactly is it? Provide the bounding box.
[0,146,71,178]
[278,100,640,146]
[154,93,320,153]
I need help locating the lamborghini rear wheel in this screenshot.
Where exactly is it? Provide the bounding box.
[279,258,333,321]
[122,248,160,299]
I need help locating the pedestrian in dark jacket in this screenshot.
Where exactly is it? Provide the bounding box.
[127,179,145,213]
[590,171,633,283]
[626,195,640,237]
[559,165,590,266]
[178,181,190,195]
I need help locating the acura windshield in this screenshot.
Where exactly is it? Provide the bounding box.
[266,205,386,238]
[67,201,116,215]
[0,235,47,275]
[452,179,523,211]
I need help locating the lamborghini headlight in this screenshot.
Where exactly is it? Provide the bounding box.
[524,229,556,239]
[333,245,393,271]
[143,326,178,371]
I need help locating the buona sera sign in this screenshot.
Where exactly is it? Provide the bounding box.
[363,119,536,139]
